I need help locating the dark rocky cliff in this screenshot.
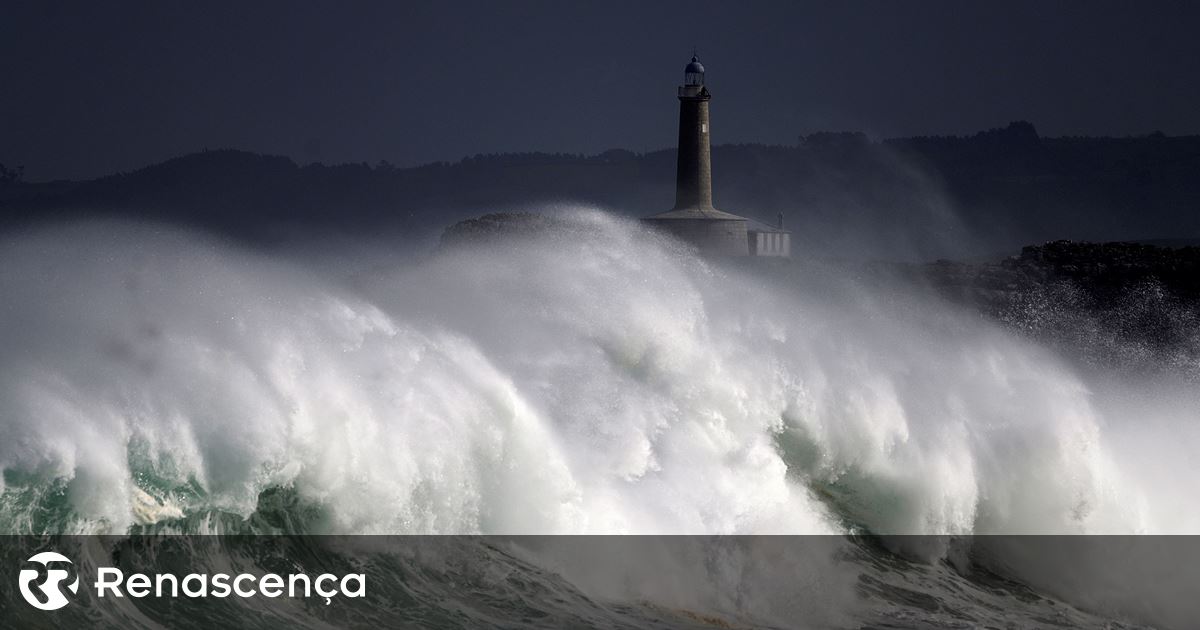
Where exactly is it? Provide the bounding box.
[915,241,1200,376]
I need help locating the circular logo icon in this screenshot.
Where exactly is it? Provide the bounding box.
[18,551,79,611]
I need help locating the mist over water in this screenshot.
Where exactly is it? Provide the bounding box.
[2,208,1195,540]
[5,209,1200,626]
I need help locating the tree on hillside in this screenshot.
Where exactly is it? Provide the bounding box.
[0,163,24,183]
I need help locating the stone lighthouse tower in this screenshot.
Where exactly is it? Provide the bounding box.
[642,55,752,256]
[674,55,715,211]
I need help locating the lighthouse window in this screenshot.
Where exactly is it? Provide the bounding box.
[701,123,708,133]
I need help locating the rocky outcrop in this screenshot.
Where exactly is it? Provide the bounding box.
[437,212,586,250]
[917,241,1200,377]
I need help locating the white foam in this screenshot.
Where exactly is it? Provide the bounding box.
[0,211,1192,537]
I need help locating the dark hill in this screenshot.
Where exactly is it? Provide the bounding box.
[3,122,1199,258]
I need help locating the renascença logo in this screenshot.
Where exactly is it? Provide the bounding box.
[19,551,80,611]
[18,551,366,610]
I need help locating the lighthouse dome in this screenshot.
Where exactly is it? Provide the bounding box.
[684,55,705,86]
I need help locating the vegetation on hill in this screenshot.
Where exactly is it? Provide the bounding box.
[3,123,1198,258]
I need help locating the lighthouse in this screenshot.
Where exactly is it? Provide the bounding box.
[673,55,716,212]
[643,55,790,257]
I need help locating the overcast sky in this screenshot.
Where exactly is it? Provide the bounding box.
[4,0,1199,180]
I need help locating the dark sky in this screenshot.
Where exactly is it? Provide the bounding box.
[4,0,1199,181]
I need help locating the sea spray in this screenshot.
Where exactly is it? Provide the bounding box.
[1,210,1199,626]
[0,211,1171,536]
